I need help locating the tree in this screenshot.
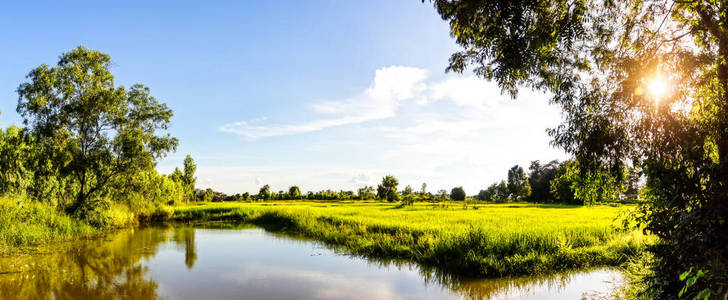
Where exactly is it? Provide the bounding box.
[16,46,177,217]
[494,181,509,203]
[550,161,578,205]
[402,185,413,195]
[357,185,375,200]
[377,175,399,202]
[182,155,197,203]
[421,182,427,195]
[450,186,466,201]
[428,0,728,295]
[202,188,214,202]
[0,125,32,197]
[435,189,449,202]
[258,184,270,201]
[507,165,531,201]
[401,194,416,206]
[527,160,561,203]
[476,189,492,201]
[288,186,301,200]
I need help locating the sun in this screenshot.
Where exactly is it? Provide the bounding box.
[647,72,669,103]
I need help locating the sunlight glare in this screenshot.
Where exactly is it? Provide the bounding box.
[647,72,668,104]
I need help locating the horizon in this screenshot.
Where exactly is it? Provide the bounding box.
[0,1,567,195]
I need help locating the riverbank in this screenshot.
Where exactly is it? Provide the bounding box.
[1,198,650,278]
[172,201,651,278]
[0,197,172,255]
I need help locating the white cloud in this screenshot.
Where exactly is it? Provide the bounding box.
[426,76,504,110]
[202,66,568,194]
[254,176,263,186]
[219,66,429,138]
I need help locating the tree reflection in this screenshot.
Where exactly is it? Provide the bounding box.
[0,224,620,300]
[173,227,197,269]
[0,225,197,300]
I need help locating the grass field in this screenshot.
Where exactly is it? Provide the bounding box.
[173,201,651,277]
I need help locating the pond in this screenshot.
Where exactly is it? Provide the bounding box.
[0,224,625,299]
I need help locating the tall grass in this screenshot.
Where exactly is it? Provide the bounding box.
[0,197,96,253]
[174,201,651,277]
[0,196,172,254]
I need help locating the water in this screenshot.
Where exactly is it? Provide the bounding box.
[0,224,625,299]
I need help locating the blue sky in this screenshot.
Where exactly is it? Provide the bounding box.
[0,1,566,194]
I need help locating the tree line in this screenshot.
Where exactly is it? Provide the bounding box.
[476,160,640,205]
[193,160,639,205]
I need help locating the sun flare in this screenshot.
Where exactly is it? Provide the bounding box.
[647,72,669,103]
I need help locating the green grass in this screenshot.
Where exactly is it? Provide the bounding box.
[173,201,652,277]
[0,197,97,254]
[0,196,169,255]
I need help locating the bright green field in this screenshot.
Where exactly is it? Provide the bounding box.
[173,201,651,277]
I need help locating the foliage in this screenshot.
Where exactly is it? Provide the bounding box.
[182,155,197,203]
[0,48,190,234]
[428,1,728,295]
[288,186,302,200]
[0,126,33,197]
[401,194,417,206]
[257,184,270,200]
[476,189,491,201]
[203,188,214,202]
[435,189,449,201]
[402,185,413,195]
[507,165,531,200]
[0,196,97,253]
[357,186,376,200]
[377,175,399,202]
[450,186,466,201]
[526,160,562,203]
[551,160,628,205]
[15,46,178,218]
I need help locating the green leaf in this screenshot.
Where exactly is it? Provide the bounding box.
[686,277,697,287]
[680,268,693,281]
[694,288,711,300]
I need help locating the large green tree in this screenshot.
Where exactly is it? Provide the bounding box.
[450,186,466,201]
[288,186,302,200]
[527,160,561,203]
[377,175,399,202]
[506,165,531,200]
[428,0,728,297]
[16,46,178,216]
[258,184,271,200]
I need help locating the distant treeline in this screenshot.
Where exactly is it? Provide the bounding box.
[195,160,641,205]
[476,160,640,205]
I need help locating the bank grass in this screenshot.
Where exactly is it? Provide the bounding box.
[0,197,97,254]
[174,201,652,277]
[0,196,173,255]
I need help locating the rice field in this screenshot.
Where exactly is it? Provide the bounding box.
[173,201,651,277]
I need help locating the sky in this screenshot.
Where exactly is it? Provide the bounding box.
[0,1,567,195]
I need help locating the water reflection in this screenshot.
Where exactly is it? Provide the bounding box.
[0,224,624,300]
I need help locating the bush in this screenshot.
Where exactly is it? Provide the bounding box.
[450,187,466,201]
